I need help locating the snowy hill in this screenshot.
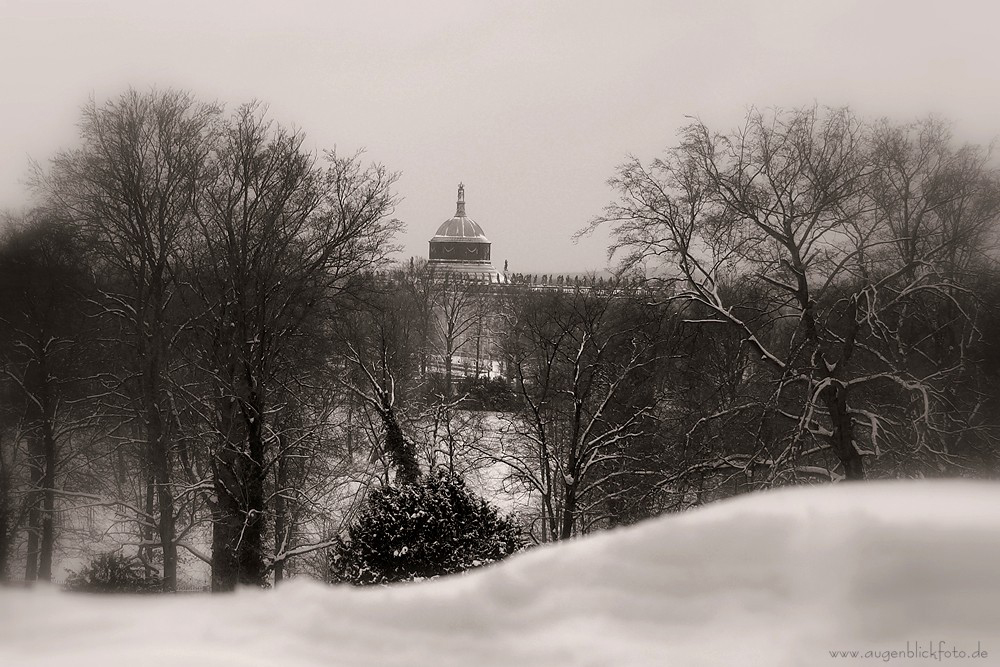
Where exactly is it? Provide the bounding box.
[2,480,999,666]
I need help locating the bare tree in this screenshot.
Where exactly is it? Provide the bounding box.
[335,283,423,487]
[43,88,219,590]
[189,104,400,589]
[483,285,665,542]
[594,107,1000,483]
[429,273,486,395]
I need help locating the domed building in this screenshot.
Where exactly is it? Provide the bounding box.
[428,183,506,282]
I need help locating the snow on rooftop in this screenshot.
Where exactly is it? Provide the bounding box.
[2,480,999,666]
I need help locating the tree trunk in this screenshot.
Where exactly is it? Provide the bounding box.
[241,398,267,586]
[0,511,11,581]
[35,356,57,582]
[210,488,239,592]
[141,472,157,579]
[23,346,59,581]
[823,383,865,481]
[273,436,288,584]
[211,435,242,592]
[559,482,577,540]
[444,342,454,399]
[142,354,177,592]
[37,417,56,581]
[381,404,420,485]
[474,314,483,378]
[212,466,266,589]
[24,465,40,582]
[211,395,267,590]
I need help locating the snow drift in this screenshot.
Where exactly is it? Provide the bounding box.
[2,480,999,666]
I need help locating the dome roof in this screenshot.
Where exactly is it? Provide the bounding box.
[429,183,490,244]
[431,217,489,243]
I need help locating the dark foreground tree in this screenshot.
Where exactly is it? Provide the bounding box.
[0,214,93,581]
[330,471,522,585]
[190,104,400,590]
[43,89,219,591]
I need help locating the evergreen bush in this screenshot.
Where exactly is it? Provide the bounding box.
[331,471,523,585]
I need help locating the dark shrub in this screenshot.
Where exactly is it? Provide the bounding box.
[331,471,523,585]
[64,552,160,593]
[459,376,518,412]
[420,375,518,412]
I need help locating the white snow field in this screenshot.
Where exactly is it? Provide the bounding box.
[2,480,999,667]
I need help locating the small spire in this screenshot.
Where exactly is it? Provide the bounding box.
[456,182,466,217]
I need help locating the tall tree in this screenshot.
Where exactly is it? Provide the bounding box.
[190,104,400,589]
[0,215,92,580]
[43,88,218,590]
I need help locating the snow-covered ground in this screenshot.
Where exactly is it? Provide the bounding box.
[2,480,999,666]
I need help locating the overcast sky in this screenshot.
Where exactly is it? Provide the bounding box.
[2,0,999,272]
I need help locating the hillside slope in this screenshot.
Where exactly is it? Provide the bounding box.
[2,480,998,666]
